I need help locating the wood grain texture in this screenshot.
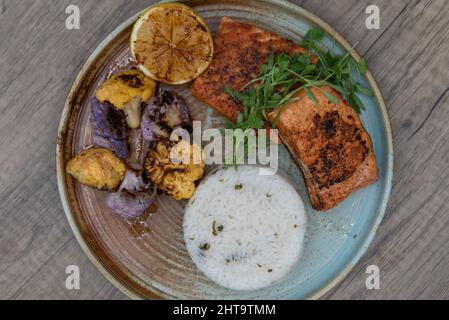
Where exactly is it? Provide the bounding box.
[0,0,448,300]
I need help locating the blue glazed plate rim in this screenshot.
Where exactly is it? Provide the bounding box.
[57,0,393,300]
[275,0,393,299]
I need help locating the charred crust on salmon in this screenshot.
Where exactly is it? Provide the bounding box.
[267,86,377,211]
[192,18,378,211]
[192,17,308,121]
[295,110,371,192]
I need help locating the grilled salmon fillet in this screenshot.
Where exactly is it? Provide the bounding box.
[192,18,378,210]
[192,17,308,121]
[267,86,378,211]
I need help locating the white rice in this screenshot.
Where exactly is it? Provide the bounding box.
[183,165,307,291]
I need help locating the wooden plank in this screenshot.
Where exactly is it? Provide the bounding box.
[298,0,409,55]
[323,0,449,299]
[0,0,149,300]
[0,0,447,299]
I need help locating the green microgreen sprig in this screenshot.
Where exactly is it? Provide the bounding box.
[224,27,372,164]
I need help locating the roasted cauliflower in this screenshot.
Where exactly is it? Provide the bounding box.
[141,89,190,144]
[145,140,204,200]
[90,98,129,159]
[106,170,156,219]
[66,147,127,191]
[95,70,157,109]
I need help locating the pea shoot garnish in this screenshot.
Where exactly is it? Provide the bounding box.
[224,28,372,163]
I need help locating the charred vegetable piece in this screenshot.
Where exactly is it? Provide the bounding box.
[91,98,129,159]
[91,98,128,140]
[95,70,157,109]
[106,170,156,219]
[141,90,190,144]
[145,140,204,200]
[66,147,126,191]
[92,135,128,160]
[127,128,149,171]
[123,96,143,129]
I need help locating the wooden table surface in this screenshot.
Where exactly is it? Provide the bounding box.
[1,0,448,300]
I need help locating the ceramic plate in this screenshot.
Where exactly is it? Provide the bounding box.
[56,0,393,299]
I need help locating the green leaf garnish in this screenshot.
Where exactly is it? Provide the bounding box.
[304,86,318,105]
[357,58,368,75]
[321,89,340,105]
[305,28,324,41]
[223,27,371,165]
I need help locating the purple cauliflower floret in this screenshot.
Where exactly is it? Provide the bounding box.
[106,170,156,219]
[141,90,190,144]
[90,97,129,159]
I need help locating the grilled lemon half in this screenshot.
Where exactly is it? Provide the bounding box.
[130,3,214,85]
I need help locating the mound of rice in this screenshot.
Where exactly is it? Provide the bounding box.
[183,165,307,291]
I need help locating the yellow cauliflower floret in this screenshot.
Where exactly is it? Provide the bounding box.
[66,147,126,191]
[163,173,197,201]
[145,141,205,200]
[95,70,157,109]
